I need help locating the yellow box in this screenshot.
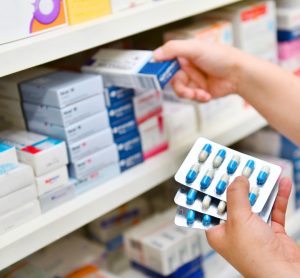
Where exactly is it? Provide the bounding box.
[66,0,111,25]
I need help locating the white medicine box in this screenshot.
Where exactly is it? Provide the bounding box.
[0,0,67,45]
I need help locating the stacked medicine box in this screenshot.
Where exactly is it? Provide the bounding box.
[276,2,300,75]
[0,130,70,213]
[0,142,40,234]
[19,71,120,194]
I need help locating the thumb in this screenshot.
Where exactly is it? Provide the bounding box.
[154,39,205,61]
[227,176,252,222]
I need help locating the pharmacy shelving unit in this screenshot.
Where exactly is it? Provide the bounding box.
[0,0,260,271]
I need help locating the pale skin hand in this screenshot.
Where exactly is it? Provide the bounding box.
[154,39,300,146]
[153,39,300,277]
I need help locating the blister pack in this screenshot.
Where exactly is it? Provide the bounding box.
[174,137,282,230]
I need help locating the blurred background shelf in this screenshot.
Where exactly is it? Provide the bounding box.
[0,0,242,78]
[0,107,266,271]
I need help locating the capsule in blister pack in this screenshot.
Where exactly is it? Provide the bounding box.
[174,137,282,228]
[175,206,222,230]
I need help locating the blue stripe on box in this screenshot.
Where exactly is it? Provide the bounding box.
[278,29,300,42]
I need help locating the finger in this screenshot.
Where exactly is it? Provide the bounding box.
[181,63,208,90]
[206,223,226,253]
[194,89,212,102]
[271,177,292,230]
[227,176,252,221]
[154,39,204,61]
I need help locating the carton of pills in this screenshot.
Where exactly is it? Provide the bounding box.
[82,49,180,91]
[0,143,18,165]
[174,137,282,230]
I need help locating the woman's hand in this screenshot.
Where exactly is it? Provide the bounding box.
[154,39,244,102]
[206,176,300,278]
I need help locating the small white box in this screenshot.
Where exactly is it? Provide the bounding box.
[206,1,277,62]
[23,94,106,126]
[0,130,68,176]
[0,163,34,198]
[39,184,75,213]
[0,184,37,216]
[28,111,110,144]
[69,144,119,179]
[0,143,18,165]
[110,0,151,13]
[138,114,168,160]
[74,162,121,194]
[0,200,41,235]
[35,166,69,196]
[0,67,55,101]
[163,101,198,149]
[20,71,103,108]
[68,128,114,162]
[133,90,163,124]
[82,49,180,91]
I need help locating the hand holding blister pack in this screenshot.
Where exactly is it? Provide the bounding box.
[174,138,282,230]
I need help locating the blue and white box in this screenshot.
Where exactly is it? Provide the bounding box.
[107,100,135,127]
[28,111,110,144]
[20,71,103,108]
[68,128,114,163]
[119,151,144,172]
[0,143,18,165]
[82,49,180,91]
[111,118,139,141]
[115,131,143,159]
[104,86,135,108]
[69,144,119,179]
[23,94,105,126]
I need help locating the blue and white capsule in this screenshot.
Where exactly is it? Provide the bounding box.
[213,149,226,168]
[202,214,212,227]
[249,187,260,206]
[200,169,215,190]
[257,166,270,186]
[198,144,212,163]
[186,189,198,205]
[202,195,212,210]
[217,201,226,214]
[216,174,230,195]
[242,160,255,178]
[185,164,200,184]
[186,209,196,226]
[227,155,240,175]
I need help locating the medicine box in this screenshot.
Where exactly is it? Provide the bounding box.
[0,184,37,216]
[278,28,300,42]
[0,1,66,45]
[278,39,300,60]
[107,100,135,127]
[20,71,103,108]
[0,130,68,176]
[28,111,110,144]
[0,143,18,165]
[206,1,277,62]
[23,94,105,126]
[68,128,114,162]
[120,151,144,172]
[115,131,143,159]
[138,114,168,160]
[82,49,180,91]
[69,144,119,179]
[65,0,111,25]
[164,20,233,45]
[0,200,41,235]
[74,162,120,194]
[133,90,163,124]
[35,166,69,196]
[104,86,135,108]
[277,7,300,30]
[39,183,75,213]
[0,67,55,101]
[111,118,139,141]
[110,0,151,13]
[0,163,34,198]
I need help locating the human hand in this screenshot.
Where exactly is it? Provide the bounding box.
[206,176,300,278]
[154,39,245,102]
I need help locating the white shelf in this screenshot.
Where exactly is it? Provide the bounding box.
[0,108,266,270]
[0,0,242,78]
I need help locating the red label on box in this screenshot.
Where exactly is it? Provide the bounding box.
[21,146,41,154]
[241,4,267,22]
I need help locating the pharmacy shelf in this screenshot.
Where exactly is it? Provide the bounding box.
[0,107,266,270]
[0,0,242,78]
